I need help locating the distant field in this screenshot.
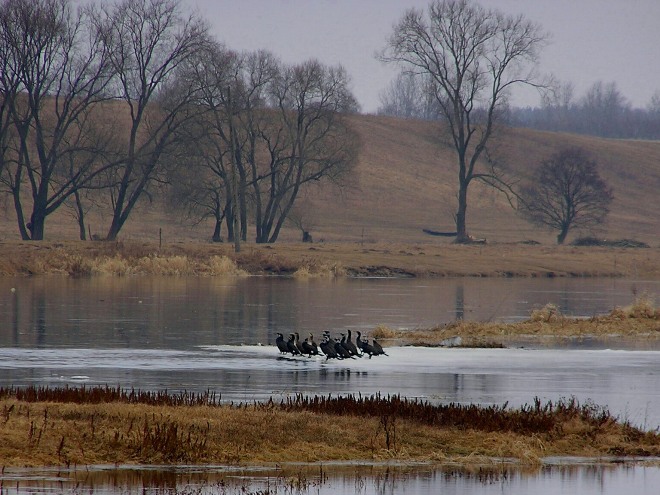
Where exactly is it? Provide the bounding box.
[1,114,659,247]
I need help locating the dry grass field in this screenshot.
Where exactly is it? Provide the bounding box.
[0,239,659,278]
[1,114,659,247]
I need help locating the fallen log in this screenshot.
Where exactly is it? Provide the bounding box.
[422,229,457,237]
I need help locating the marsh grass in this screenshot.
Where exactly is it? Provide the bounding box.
[530,303,563,323]
[369,296,659,347]
[616,294,659,319]
[0,386,658,468]
[293,257,345,278]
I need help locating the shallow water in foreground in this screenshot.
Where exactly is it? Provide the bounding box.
[2,345,659,429]
[1,276,659,494]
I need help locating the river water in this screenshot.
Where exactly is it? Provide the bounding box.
[0,275,659,494]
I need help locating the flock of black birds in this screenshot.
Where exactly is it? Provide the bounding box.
[275,329,388,360]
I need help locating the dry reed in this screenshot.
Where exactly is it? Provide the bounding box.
[1,240,659,278]
[0,386,658,468]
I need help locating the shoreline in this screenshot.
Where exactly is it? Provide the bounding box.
[0,240,659,279]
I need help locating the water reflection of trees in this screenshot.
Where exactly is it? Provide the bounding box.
[1,277,654,349]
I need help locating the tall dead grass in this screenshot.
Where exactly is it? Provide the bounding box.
[611,293,659,319]
[369,296,659,347]
[293,257,346,278]
[0,386,658,468]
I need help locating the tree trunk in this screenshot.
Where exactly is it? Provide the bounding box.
[212,218,223,242]
[29,208,46,241]
[13,188,30,241]
[106,213,124,241]
[557,225,569,244]
[74,189,86,240]
[225,201,235,243]
[454,182,469,243]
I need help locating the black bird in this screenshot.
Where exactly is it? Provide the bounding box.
[344,329,360,356]
[320,336,339,360]
[372,338,388,356]
[275,333,289,354]
[340,333,352,354]
[302,333,318,355]
[286,334,300,355]
[334,338,354,359]
[356,332,377,358]
[356,331,366,352]
[294,332,308,356]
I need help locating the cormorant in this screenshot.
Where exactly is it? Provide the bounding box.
[275,333,289,354]
[356,331,366,352]
[294,332,308,356]
[334,338,354,359]
[302,333,318,355]
[372,338,388,356]
[344,329,360,356]
[286,334,300,355]
[320,336,339,360]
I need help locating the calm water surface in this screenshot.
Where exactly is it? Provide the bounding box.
[1,276,659,494]
[1,276,657,348]
[2,462,660,495]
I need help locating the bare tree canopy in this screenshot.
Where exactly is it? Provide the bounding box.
[377,72,438,120]
[518,147,613,244]
[380,0,547,242]
[170,46,359,245]
[259,59,359,243]
[98,0,208,241]
[0,0,112,240]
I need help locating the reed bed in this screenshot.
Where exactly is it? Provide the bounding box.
[276,394,612,435]
[0,385,221,407]
[370,296,659,347]
[1,386,658,467]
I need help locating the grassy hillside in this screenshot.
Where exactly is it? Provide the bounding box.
[1,114,659,246]
[308,115,660,246]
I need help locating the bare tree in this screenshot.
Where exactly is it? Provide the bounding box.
[174,51,358,245]
[97,0,208,240]
[518,147,613,244]
[380,0,547,242]
[579,81,630,138]
[257,59,359,243]
[0,0,112,240]
[377,72,437,120]
[0,3,21,182]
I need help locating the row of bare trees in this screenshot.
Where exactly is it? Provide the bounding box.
[0,0,358,242]
[508,81,660,139]
[380,61,660,140]
[169,48,358,245]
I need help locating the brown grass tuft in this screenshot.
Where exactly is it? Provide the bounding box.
[530,303,563,323]
[292,257,345,278]
[618,294,658,319]
[371,324,400,339]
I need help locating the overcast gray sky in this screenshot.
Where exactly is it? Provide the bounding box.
[185,0,660,113]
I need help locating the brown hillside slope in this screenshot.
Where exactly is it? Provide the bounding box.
[0,114,659,246]
[308,115,660,245]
